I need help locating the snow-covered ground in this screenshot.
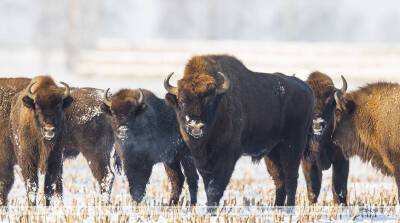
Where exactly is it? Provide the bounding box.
[1,41,399,222]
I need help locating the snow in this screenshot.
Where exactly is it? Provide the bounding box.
[1,41,400,221]
[75,89,104,125]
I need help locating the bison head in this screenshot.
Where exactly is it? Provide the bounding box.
[307,73,348,168]
[22,80,73,141]
[101,89,146,142]
[331,84,356,159]
[164,71,229,140]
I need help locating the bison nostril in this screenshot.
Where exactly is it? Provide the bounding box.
[118,125,128,132]
[44,126,55,131]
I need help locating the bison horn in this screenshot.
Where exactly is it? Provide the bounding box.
[137,88,144,105]
[334,91,346,111]
[27,82,37,100]
[59,82,70,99]
[103,88,112,107]
[340,75,348,93]
[164,72,178,95]
[216,72,230,95]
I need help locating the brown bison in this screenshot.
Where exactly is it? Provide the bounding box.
[0,78,31,205]
[0,77,118,205]
[101,88,198,205]
[61,87,120,203]
[302,71,349,204]
[164,55,314,206]
[10,76,73,205]
[332,81,400,203]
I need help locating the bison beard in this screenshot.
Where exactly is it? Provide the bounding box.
[301,71,349,205]
[101,88,199,205]
[165,55,314,207]
[10,76,73,206]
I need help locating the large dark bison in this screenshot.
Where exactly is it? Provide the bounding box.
[101,88,198,205]
[302,71,349,204]
[10,76,73,205]
[0,78,31,205]
[164,55,314,206]
[332,81,400,203]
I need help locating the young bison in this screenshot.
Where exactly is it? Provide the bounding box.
[302,71,349,204]
[332,82,400,203]
[101,88,198,205]
[10,76,73,206]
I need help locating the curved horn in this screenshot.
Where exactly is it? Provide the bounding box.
[164,72,178,95]
[216,72,230,94]
[27,82,37,100]
[59,82,70,99]
[340,75,348,93]
[334,91,341,106]
[103,88,112,107]
[334,91,346,111]
[137,88,144,105]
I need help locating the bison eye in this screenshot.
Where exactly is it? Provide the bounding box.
[135,104,147,116]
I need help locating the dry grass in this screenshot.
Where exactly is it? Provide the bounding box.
[3,156,398,222]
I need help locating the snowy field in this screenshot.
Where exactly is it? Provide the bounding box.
[1,41,400,222]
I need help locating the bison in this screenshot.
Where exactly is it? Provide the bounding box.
[1,81,118,205]
[61,87,120,203]
[164,55,314,206]
[0,78,31,205]
[332,81,400,203]
[101,88,198,205]
[10,76,73,205]
[301,71,349,205]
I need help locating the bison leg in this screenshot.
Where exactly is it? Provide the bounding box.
[180,153,199,205]
[85,155,115,204]
[332,152,349,205]
[0,155,15,205]
[44,151,63,206]
[279,143,302,206]
[164,161,184,205]
[125,161,153,203]
[205,155,237,207]
[301,159,322,204]
[20,165,38,206]
[265,150,286,206]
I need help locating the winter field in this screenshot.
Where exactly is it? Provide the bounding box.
[1,41,400,222]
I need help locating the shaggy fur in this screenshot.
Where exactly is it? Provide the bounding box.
[302,71,349,204]
[10,76,73,206]
[102,89,198,205]
[62,87,121,203]
[0,78,31,205]
[166,55,314,206]
[332,82,400,203]
[0,79,119,205]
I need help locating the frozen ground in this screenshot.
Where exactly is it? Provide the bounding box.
[0,41,400,222]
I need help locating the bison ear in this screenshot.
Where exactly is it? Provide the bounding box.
[136,103,147,116]
[100,103,112,115]
[62,96,74,109]
[22,96,35,109]
[165,93,178,108]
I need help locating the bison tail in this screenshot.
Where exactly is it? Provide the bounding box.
[113,151,123,175]
[303,129,315,162]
